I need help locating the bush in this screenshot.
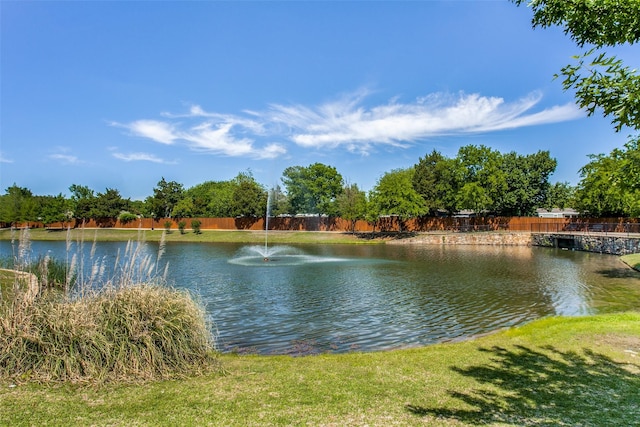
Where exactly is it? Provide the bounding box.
[191,219,202,234]
[0,229,217,384]
[178,220,187,234]
[0,283,217,384]
[118,212,138,225]
[164,220,173,233]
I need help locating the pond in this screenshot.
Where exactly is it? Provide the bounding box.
[2,239,639,355]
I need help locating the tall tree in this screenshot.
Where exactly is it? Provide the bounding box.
[336,183,368,233]
[413,150,462,215]
[148,178,184,219]
[204,181,235,217]
[281,163,344,215]
[545,182,576,210]
[231,171,267,217]
[267,185,290,217]
[0,184,37,225]
[496,151,557,216]
[171,197,195,218]
[91,188,130,220]
[575,138,640,216]
[39,194,72,226]
[69,184,95,222]
[369,168,426,230]
[457,182,492,215]
[514,0,640,132]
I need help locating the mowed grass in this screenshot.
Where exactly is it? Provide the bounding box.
[1,313,639,426]
[621,253,640,271]
[0,228,381,245]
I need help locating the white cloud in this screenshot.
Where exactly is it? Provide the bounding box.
[113,89,583,158]
[0,152,13,163]
[115,109,285,159]
[111,151,176,164]
[265,91,584,153]
[49,153,81,164]
[123,120,178,145]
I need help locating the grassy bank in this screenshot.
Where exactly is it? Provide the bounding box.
[1,312,639,426]
[0,228,384,245]
[621,253,640,271]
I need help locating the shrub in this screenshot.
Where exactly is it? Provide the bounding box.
[0,283,217,384]
[191,219,202,234]
[178,220,187,234]
[118,212,138,225]
[164,220,173,233]
[0,228,218,384]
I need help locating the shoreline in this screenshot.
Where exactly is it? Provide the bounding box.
[4,229,640,258]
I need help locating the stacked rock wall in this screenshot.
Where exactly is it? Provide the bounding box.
[531,234,640,255]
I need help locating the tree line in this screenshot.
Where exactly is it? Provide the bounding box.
[2,141,639,228]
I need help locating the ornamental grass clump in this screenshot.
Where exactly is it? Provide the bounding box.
[0,227,218,384]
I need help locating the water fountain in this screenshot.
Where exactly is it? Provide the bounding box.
[263,189,271,261]
[228,187,347,266]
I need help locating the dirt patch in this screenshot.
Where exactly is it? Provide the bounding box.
[593,333,640,357]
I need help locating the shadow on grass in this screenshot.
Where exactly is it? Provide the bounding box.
[406,345,640,426]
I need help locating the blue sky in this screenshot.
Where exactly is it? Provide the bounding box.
[1,1,638,200]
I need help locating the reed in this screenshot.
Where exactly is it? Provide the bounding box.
[0,226,218,384]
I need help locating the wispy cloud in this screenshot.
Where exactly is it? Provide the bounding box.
[0,152,13,163]
[113,89,583,158]
[111,150,176,164]
[123,120,178,145]
[266,91,583,153]
[112,112,284,159]
[49,153,82,165]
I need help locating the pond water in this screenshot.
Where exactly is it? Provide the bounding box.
[2,239,639,355]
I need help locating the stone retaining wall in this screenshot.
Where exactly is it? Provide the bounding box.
[389,232,533,246]
[391,232,640,255]
[531,233,640,255]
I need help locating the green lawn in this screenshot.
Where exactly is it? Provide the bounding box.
[0,228,384,245]
[621,253,640,271]
[1,313,639,426]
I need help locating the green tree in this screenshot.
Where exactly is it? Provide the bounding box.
[336,183,368,233]
[413,151,464,215]
[39,194,72,227]
[185,180,235,217]
[148,178,184,219]
[456,145,504,214]
[267,185,290,217]
[190,219,202,234]
[514,0,640,132]
[457,182,492,214]
[281,163,344,215]
[231,171,267,217]
[545,182,576,210]
[172,197,195,219]
[369,168,426,231]
[414,150,449,215]
[575,138,640,216]
[69,184,95,223]
[0,184,37,225]
[496,151,557,216]
[207,181,235,217]
[91,188,130,220]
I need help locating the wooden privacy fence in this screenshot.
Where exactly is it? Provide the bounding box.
[10,216,640,233]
